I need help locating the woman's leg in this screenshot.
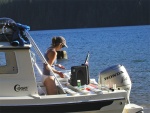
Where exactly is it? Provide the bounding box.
[43,76,57,95]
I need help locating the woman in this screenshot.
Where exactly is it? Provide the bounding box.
[43,36,68,95]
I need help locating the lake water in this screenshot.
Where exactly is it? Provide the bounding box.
[30,25,150,110]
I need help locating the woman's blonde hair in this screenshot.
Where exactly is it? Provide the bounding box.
[51,36,67,48]
[51,37,59,47]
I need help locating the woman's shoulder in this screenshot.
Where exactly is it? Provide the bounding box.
[47,47,55,52]
[47,48,57,56]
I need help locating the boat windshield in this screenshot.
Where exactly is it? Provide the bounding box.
[0,17,16,35]
[0,17,16,25]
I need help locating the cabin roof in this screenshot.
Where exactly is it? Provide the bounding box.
[0,42,31,49]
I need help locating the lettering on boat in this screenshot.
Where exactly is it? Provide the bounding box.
[104,71,123,80]
[14,84,28,92]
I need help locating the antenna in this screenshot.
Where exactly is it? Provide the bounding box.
[83,51,90,66]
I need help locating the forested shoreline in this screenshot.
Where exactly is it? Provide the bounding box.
[0,0,149,30]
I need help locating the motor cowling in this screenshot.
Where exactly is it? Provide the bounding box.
[98,64,132,103]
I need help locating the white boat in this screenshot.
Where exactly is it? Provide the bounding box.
[0,18,144,113]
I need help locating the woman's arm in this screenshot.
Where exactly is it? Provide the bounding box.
[55,64,65,69]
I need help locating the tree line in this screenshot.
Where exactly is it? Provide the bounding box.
[0,0,149,30]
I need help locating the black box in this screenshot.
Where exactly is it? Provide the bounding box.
[70,65,90,86]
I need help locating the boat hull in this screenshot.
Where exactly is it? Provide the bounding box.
[0,97,125,113]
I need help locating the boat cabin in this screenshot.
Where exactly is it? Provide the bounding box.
[0,42,38,96]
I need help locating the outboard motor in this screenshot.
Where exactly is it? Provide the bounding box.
[98,64,131,104]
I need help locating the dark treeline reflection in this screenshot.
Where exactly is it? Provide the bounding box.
[0,0,149,30]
